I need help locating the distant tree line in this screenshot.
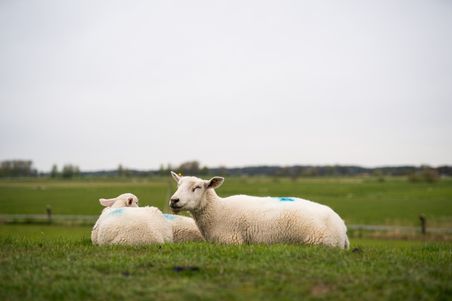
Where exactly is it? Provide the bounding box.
[50,164,80,179]
[206,165,444,178]
[107,161,210,178]
[0,160,37,177]
[158,161,209,176]
[1,160,451,181]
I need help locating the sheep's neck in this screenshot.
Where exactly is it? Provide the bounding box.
[191,189,221,239]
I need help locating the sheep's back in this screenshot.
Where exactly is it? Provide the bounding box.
[219,195,347,246]
[164,214,204,242]
[95,207,173,245]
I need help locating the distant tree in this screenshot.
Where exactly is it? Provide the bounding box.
[74,166,80,177]
[61,165,73,179]
[420,166,439,183]
[200,166,209,176]
[117,164,131,177]
[159,164,166,176]
[408,165,439,183]
[50,164,59,178]
[117,164,125,177]
[0,160,36,177]
[61,164,80,179]
[178,161,200,175]
[437,165,452,177]
[218,165,227,176]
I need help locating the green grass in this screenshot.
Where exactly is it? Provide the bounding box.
[0,178,173,216]
[0,178,451,300]
[0,224,451,301]
[1,177,451,226]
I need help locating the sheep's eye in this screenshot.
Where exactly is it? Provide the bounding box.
[192,186,202,192]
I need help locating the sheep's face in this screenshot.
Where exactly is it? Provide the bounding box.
[99,193,139,208]
[169,172,224,212]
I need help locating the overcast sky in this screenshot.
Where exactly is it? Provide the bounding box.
[1,0,451,171]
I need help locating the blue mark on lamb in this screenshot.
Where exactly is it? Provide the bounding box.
[274,197,296,202]
[163,214,177,221]
[108,208,125,217]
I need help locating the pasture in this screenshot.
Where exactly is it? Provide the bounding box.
[0,225,451,301]
[0,176,451,226]
[0,176,451,300]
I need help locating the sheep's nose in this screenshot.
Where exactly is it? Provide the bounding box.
[171,198,180,204]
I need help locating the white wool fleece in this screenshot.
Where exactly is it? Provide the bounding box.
[169,172,349,249]
[91,193,172,245]
[94,206,173,245]
[163,214,204,242]
[91,193,139,244]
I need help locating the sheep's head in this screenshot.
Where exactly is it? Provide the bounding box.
[169,171,224,212]
[99,193,139,208]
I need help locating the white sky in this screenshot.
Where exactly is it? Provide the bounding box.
[1,0,451,171]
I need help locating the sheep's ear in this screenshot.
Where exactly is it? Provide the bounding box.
[206,177,224,189]
[99,198,116,207]
[127,197,134,206]
[170,171,180,183]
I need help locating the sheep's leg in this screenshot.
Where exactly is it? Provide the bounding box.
[208,231,244,244]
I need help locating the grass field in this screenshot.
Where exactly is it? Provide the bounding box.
[0,224,451,301]
[0,176,451,226]
[0,177,451,300]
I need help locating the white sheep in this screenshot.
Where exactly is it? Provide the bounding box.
[91,193,173,245]
[91,193,139,243]
[162,213,204,242]
[169,172,349,249]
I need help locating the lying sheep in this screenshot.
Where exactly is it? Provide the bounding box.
[91,193,139,243]
[163,213,204,242]
[92,193,202,244]
[169,172,349,248]
[91,193,172,245]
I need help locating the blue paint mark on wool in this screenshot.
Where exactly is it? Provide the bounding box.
[274,197,296,202]
[108,208,125,217]
[163,214,177,221]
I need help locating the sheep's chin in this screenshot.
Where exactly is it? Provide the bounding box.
[171,207,182,214]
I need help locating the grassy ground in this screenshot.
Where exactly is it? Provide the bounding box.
[0,176,451,226]
[0,224,450,301]
[0,178,451,300]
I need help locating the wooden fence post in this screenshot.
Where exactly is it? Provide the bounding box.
[419,214,426,235]
[46,205,52,224]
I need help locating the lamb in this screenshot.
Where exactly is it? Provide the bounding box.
[91,193,139,243]
[169,172,349,248]
[162,213,204,242]
[91,193,202,244]
[91,193,173,245]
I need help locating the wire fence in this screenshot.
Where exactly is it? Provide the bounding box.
[0,214,97,225]
[348,224,452,234]
[1,214,452,236]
